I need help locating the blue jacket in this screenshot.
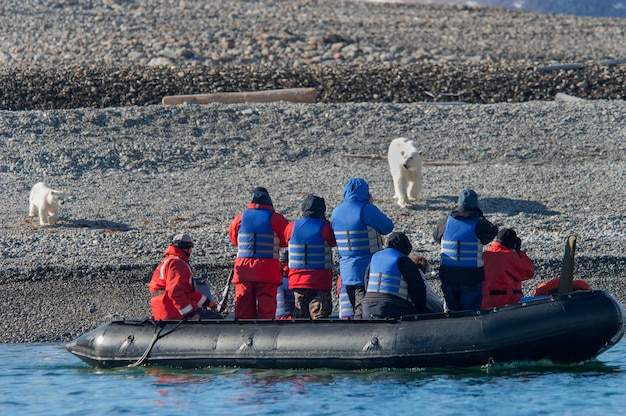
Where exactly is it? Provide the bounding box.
[331,178,394,286]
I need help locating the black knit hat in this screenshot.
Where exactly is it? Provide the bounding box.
[496,228,518,250]
[386,232,413,256]
[251,186,273,206]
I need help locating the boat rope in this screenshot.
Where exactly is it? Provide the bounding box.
[128,320,186,368]
[128,321,163,367]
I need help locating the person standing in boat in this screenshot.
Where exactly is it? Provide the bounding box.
[275,249,295,319]
[284,194,337,319]
[148,233,223,320]
[433,189,498,311]
[361,232,428,319]
[229,187,289,319]
[481,228,535,309]
[331,178,394,318]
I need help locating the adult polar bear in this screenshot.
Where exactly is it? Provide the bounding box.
[29,182,66,226]
[387,137,423,208]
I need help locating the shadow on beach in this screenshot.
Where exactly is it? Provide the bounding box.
[62,219,134,231]
[424,195,559,216]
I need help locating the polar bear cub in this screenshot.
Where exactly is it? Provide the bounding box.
[387,137,423,208]
[29,182,66,226]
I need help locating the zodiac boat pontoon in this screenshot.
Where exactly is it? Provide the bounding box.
[66,289,625,370]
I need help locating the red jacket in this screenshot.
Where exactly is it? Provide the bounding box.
[481,242,535,309]
[284,219,337,291]
[229,203,289,285]
[148,245,207,320]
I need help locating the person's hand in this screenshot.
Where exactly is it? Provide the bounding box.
[207,300,218,310]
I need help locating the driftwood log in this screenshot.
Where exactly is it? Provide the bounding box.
[162,88,317,105]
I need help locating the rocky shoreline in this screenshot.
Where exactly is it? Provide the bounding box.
[2,1,626,111]
[0,0,625,343]
[2,62,626,111]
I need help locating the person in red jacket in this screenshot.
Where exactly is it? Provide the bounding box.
[229,187,289,319]
[148,233,222,320]
[284,194,337,319]
[481,228,535,309]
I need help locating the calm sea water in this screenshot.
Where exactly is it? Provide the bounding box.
[362,0,626,18]
[2,340,625,415]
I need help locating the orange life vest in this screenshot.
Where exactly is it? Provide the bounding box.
[533,277,591,296]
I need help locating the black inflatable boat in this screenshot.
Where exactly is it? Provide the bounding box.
[66,289,625,370]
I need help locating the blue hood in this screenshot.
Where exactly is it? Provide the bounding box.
[343,178,370,202]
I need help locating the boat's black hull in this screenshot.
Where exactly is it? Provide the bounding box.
[66,290,625,370]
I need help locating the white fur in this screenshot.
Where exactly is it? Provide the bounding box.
[29,182,66,226]
[387,137,423,208]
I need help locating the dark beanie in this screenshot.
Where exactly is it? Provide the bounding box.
[386,232,413,256]
[251,186,273,206]
[301,194,326,219]
[496,228,518,250]
[172,233,194,249]
[457,189,479,209]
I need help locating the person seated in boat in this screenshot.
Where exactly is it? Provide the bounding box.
[275,249,295,319]
[410,255,445,313]
[360,232,428,319]
[481,228,535,309]
[148,233,223,320]
[229,187,290,319]
[285,194,337,319]
[533,277,591,296]
[433,189,498,311]
[337,275,355,319]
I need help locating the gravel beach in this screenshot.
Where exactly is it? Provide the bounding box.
[1,0,625,343]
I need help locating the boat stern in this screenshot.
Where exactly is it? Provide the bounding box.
[597,290,626,354]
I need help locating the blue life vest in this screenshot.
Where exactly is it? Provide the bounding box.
[237,209,279,259]
[367,249,410,301]
[338,283,354,319]
[276,277,294,317]
[288,218,333,270]
[332,201,383,257]
[440,216,483,268]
